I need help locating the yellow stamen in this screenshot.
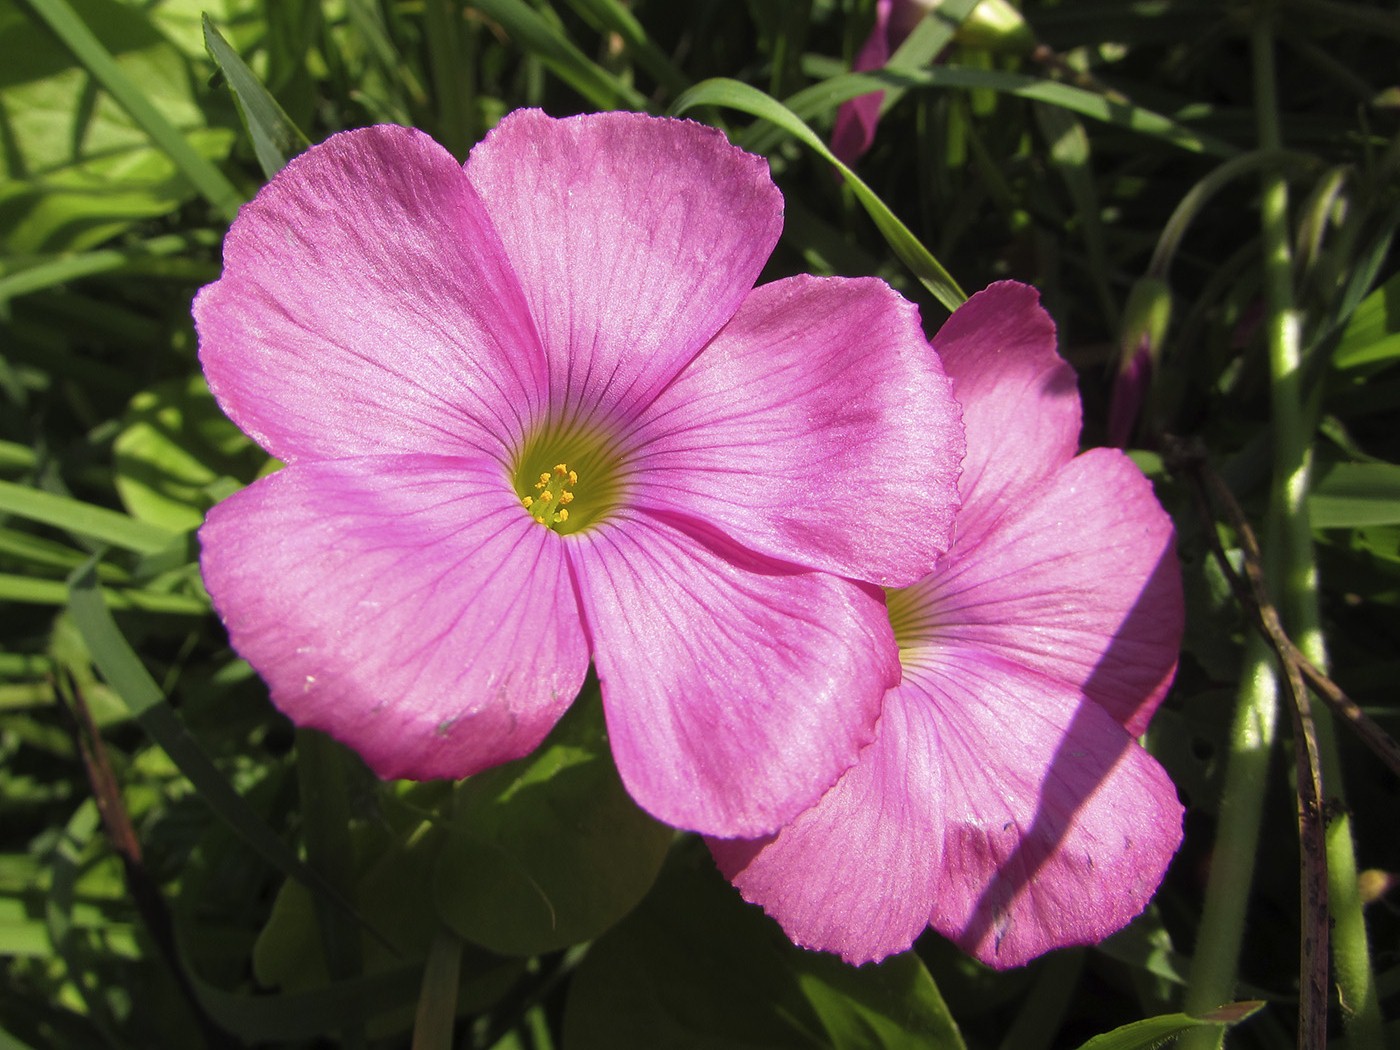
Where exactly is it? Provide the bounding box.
[522,460,579,530]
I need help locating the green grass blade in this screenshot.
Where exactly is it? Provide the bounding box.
[0,573,207,614]
[795,62,1240,158]
[0,479,178,554]
[0,235,216,303]
[471,0,647,111]
[64,559,367,921]
[19,0,244,222]
[564,0,691,96]
[203,15,311,180]
[671,78,966,313]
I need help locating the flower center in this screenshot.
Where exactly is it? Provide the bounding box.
[884,584,939,655]
[522,463,578,528]
[512,419,628,535]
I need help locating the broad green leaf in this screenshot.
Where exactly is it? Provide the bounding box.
[203,14,310,179]
[113,375,263,532]
[434,688,672,956]
[252,810,520,1041]
[12,0,241,237]
[563,852,826,1049]
[1072,1002,1263,1050]
[1333,269,1400,370]
[564,848,962,1049]
[671,78,966,313]
[1309,461,1400,528]
[793,951,966,1050]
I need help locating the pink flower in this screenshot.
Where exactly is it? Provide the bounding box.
[194,110,966,838]
[831,0,922,166]
[710,282,1185,966]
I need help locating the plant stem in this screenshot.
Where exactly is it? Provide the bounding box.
[1251,8,1382,1048]
[1179,638,1278,1050]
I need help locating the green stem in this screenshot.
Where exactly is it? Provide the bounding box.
[1179,639,1279,1050]
[1252,9,1382,1048]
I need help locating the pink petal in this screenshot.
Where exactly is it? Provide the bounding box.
[709,686,945,965]
[568,510,898,838]
[831,0,895,165]
[911,647,1183,969]
[196,126,543,463]
[628,275,963,587]
[464,109,782,423]
[917,448,1182,735]
[932,281,1081,549]
[199,455,589,780]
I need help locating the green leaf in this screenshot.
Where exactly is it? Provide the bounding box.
[433,687,672,956]
[0,478,179,554]
[1310,461,1400,528]
[1072,1002,1263,1050]
[564,847,963,1049]
[16,0,242,223]
[1333,269,1400,370]
[671,78,966,313]
[793,951,967,1050]
[202,14,310,179]
[113,374,263,532]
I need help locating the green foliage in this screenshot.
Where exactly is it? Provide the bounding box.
[2,1,1398,1047]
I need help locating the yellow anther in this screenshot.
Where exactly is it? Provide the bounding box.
[568,470,578,486]
[553,463,568,475]
[559,491,575,505]
[556,508,569,523]
[521,495,534,508]
[538,472,551,485]
[539,490,553,503]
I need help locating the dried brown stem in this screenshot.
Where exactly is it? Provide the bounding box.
[1165,436,1330,1048]
[56,672,237,1050]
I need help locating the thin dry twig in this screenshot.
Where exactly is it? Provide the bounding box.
[55,671,237,1050]
[1165,436,1332,1049]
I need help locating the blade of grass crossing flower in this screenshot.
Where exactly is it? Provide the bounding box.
[64,559,377,939]
[1073,1002,1264,1050]
[471,0,647,111]
[0,480,178,555]
[203,16,311,180]
[672,78,966,313]
[18,0,243,223]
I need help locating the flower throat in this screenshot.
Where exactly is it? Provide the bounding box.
[511,421,627,535]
